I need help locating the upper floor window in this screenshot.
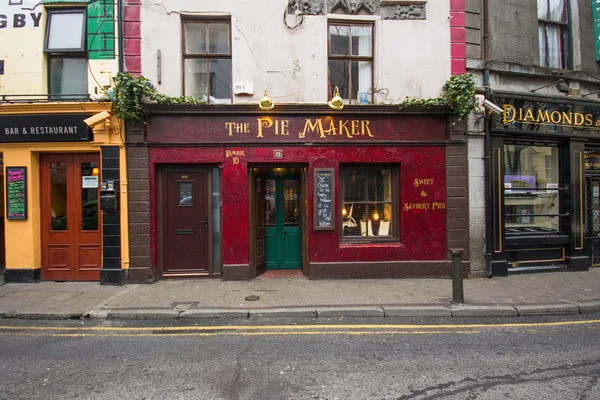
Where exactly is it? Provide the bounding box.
[44,9,88,99]
[538,0,569,69]
[328,21,373,105]
[182,19,232,104]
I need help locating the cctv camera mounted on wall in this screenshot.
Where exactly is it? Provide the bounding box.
[84,111,111,128]
[482,99,504,114]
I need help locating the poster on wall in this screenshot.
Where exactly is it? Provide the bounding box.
[314,168,335,231]
[5,166,27,220]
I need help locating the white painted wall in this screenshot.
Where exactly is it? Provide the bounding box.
[140,0,451,104]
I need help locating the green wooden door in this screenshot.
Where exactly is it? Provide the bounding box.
[264,175,301,270]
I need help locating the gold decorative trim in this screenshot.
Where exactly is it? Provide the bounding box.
[506,247,565,265]
[577,151,584,249]
[495,148,502,252]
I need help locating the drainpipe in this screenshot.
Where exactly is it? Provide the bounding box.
[117,0,124,73]
[483,0,493,277]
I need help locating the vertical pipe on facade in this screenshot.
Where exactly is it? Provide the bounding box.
[483,0,492,277]
[117,0,124,72]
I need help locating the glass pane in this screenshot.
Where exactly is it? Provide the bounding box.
[50,58,88,98]
[351,61,372,100]
[538,24,547,66]
[537,0,548,19]
[264,179,276,226]
[330,25,350,55]
[283,180,300,226]
[47,11,85,50]
[184,22,207,54]
[367,168,392,202]
[351,26,371,56]
[50,162,68,231]
[343,169,365,202]
[504,145,560,234]
[548,0,566,22]
[81,162,99,231]
[184,59,208,99]
[329,60,349,100]
[179,182,193,205]
[208,23,230,54]
[208,59,232,103]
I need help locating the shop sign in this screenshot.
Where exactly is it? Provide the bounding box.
[0,114,91,142]
[0,1,42,29]
[585,151,600,170]
[494,97,600,134]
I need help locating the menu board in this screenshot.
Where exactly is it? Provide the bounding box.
[314,168,335,230]
[6,167,27,220]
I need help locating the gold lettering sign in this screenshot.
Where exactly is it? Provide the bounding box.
[224,117,375,140]
[503,105,600,128]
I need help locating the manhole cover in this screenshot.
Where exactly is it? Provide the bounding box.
[245,294,260,301]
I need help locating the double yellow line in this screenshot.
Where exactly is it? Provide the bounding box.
[0,319,598,338]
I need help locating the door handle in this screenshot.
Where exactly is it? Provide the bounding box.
[201,217,208,228]
[283,231,287,235]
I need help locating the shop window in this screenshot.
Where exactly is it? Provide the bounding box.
[537,0,569,69]
[341,166,397,239]
[44,9,88,99]
[328,21,373,104]
[504,145,562,235]
[182,18,232,104]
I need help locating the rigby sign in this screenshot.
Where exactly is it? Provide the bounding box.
[0,114,91,142]
[0,0,42,29]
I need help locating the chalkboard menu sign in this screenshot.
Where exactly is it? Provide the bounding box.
[314,168,335,230]
[6,167,27,220]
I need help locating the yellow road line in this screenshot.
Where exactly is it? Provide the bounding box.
[0,319,599,332]
[0,330,482,338]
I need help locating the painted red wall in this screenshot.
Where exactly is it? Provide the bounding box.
[149,144,447,268]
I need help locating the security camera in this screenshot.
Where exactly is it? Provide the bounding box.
[84,111,111,128]
[482,99,504,114]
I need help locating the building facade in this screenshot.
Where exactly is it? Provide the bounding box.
[0,0,129,283]
[466,0,600,275]
[124,0,472,281]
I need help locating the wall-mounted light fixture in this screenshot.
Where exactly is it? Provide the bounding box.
[530,79,570,94]
[328,86,344,110]
[259,87,274,110]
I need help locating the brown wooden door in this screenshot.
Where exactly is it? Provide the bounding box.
[163,169,210,275]
[40,153,102,281]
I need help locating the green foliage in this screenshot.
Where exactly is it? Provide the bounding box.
[397,73,477,118]
[112,72,202,121]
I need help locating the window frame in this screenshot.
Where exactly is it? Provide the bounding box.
[340,165,399,243]
[44,8,87,53]
[181,16,233,104]
[328,20,375,105]
[44,8,88,100]
[537,0,570,69]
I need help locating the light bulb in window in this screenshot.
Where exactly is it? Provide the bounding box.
[373,212,380,221]
[342,208,347,217]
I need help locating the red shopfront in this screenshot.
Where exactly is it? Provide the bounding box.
[129,104,469,281]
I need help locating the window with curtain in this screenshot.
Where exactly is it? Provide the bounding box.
[537,0,569,69]
[44,9,88,100]
[182,19,232,104]
[328,22,373,105]
[340,166,397,240]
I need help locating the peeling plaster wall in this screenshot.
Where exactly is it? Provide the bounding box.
[140,0,451,103]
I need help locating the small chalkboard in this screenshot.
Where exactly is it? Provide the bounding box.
[6,166,27,220]
[314,168,335,230]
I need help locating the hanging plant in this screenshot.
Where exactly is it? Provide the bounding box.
[397,73,477,119]
[112,72,202,121]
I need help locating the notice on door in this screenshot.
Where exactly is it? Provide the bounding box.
[6,166,27,220]
[82,176,98,188]
[314,168,335,230]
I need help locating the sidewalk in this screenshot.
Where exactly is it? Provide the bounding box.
[0,268,599,320]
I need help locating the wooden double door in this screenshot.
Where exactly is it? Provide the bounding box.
[162,167,211,275]
[40,153,102,281]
